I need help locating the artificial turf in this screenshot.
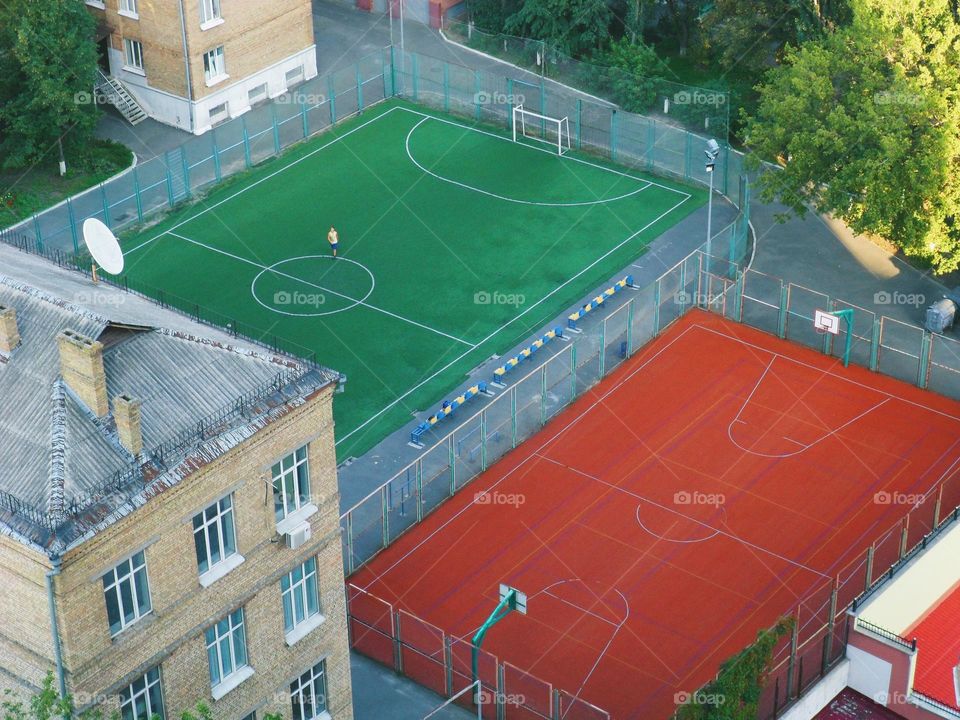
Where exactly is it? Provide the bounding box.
[118,99,706,459]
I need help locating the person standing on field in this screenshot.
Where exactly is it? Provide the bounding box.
[327,226,339,258]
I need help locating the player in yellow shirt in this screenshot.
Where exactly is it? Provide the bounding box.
[327,226,339,258]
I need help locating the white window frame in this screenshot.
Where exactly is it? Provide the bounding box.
[247,83,268,107]
[200,0,224,29]
[273,445,312,525]
[123,38,144,73]
[119,0,138,18]
[206,608,253,699]
[193,494,243,586]
[290,660,328,720]
[282,558,324,645]
[120,666,165,720]
[102,550,152,636]
[203,46,227,85]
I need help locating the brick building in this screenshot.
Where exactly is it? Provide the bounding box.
[0,277,353,720]
[86,0,318,133]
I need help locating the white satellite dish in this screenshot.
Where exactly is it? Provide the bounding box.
[82,218,124,282]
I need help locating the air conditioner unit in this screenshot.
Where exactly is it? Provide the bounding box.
[284,521,312,550]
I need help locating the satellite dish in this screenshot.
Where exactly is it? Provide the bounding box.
[82,218,124,281]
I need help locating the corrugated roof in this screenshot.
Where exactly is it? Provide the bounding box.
[0,277,337,554]
[905,582,960,711]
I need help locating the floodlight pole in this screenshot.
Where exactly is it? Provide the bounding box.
[704,140,720,276]
[471,589,518,702]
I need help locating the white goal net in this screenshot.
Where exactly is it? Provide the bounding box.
[512,104,572,156]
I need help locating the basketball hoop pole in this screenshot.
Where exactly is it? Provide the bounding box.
[471,588,519,702]
[834,309,854,368]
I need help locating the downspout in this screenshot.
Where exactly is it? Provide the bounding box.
[45,555,67,704]
[177,0,195,132]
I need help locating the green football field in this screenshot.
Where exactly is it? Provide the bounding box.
[120,100,706,459]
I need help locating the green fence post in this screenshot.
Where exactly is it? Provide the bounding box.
[356,62,364,112]
[181,148,191,197]
[626,299,635,355]
[242,119,252,168]
[412,53,419,101]
[443,61,450,112]
[328,75,336,124]
[777,284,789,339]
[683,131,692,181]
[576,98,582,149]
[647,118,656,170]
[870,318,881,371]
[100,184,110,228]
[599,320,607,377]
[734,271,744,321]
[722,144,730,195]
[416,460,424,522]
[212,131,222,182]
[271,103,281,154]
[506,78,514,129]
[569,344,577,399]
[345,513,355,574]
[133,166,143,223]
[918,332,931,388]
[539,365,547,427]
[300,95,309,139]
[511,386,518,448]
[389,46,397,97]
[164,151,176,207]
[610,110,618,161]
[448,435,456,494]
[474,71,482,121]
[380,486,389,548]
[653,279,662,335]
[480,410,487,471]
[66,198,79,254]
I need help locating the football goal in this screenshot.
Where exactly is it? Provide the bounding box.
[512,104,572,156]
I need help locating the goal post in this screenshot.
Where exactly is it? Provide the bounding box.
[512,104,572,156]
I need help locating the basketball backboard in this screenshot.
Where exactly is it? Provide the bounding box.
[814,309,840,335]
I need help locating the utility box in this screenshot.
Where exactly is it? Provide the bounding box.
[925,298,956,333]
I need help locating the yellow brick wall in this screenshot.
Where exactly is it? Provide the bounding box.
[2,383,352,718]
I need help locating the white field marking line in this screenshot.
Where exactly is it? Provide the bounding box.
[693,323,960,424]
[634,503,725,544]
[396,106,692,200]
[534,452,831,580]
[538,589,619,627]
[351,324,701,578]
[726,355,890,458]
[337,193,692,446]
[165,231,475,346]
[405,117,653,207]
[124,106,405,255]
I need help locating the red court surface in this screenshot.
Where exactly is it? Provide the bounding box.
[350,310,960,719]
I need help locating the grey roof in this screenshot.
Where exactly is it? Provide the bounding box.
[0,275,338,555]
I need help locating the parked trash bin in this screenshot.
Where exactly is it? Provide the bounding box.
[925,298,956,333]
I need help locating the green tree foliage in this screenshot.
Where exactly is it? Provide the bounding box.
[593,37,668,112]
[503,0,613,56]
[0,0,101,171]
[745,0,960,272]
[673,616,794,720]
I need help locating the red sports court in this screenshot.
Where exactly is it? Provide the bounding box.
[349,310,960,719]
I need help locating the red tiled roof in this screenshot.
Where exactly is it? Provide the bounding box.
[813,688,905,719]
[905,581,960,711]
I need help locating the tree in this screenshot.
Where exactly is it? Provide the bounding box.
[0,0,101,173]
[598,37,668,112]
[673,616,794,720]
[744,0,960,273]
[503,0,613,56]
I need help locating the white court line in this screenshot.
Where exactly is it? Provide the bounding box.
[124,106,406,255]
[396,106,692,200]
[539,589,619,627]
[165,231,475,346]
[337,193,692,446]
[405,117,654,207]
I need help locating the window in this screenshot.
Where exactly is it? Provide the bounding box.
[102,550,151,635]
[208,101,230,126]
[193,495,237,575]
[273,446,310,522]
[123,39,143,71]
[203,46,226,84]
[285,66,304,87]
[205,609,249,691]
[290,661,327,720]
[282,558,321,636]
[200,0,222,24]
[120,667,164,720]
[247,83,268,106]
[119,0,137,16]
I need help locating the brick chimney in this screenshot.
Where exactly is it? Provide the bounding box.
[0,304,20,353]
[57,330,109,417]
[113,394,143,456]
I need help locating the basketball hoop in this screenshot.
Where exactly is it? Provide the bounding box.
[813,309,840,336]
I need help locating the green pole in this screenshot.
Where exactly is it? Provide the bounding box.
[271,103,281,154]
[610,110,618,161]
[474,70,482,121]
[66,198,79,254]
[443,61,450,112]
[301,95,309,139]
[576,98,582,149]
[471,590,517,697]
[389,46,397,97]
[100,184,110,228]
[870,318,881,371]
[181,147,191,197]
[918,331,931,387]
[212,131,222,182]
[328,75,336,124]
[507,78,514,129]
[133,167,143,223]
[164,151,175,207]
[412,53,420,101]
[777,284,788,339]
[357,63,364,111]
[242,120,252,168]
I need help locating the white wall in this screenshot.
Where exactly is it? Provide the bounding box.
[847,645,894,703]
